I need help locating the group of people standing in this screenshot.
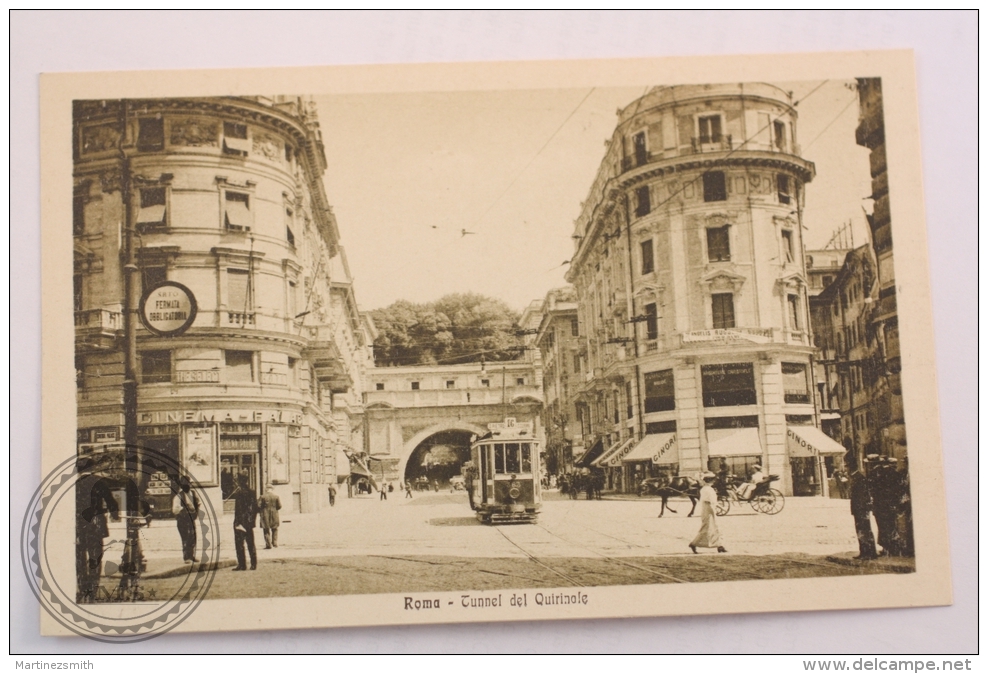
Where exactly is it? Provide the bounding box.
[848,454,913,560]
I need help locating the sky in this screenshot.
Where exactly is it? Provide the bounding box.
[316,79,871,312]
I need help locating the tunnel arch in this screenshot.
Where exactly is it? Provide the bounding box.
[397,421,489,485]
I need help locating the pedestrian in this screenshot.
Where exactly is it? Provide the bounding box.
[689,472,727,554]
[258,484,282,549]
[433,479,439,493]
[328,484,336,507]
[871,457,904,556]
[232,474,258,571]
[76,469,119,601]
[171,476,200,563]
[834,467,850,499]
[848,455,878,560]
[379,481,388,500]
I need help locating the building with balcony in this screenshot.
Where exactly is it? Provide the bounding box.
[73,96,372,514]
[855,78,907,464]
[565,83,845,496]
[533,287,583,475]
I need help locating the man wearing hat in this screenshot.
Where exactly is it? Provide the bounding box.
[689,472,727,554]
[848,454,878,560]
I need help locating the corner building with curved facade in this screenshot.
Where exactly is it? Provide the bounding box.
[566,83,830,497]
[73,96,374,514]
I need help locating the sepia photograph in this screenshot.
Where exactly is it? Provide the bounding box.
[29,44,958,644]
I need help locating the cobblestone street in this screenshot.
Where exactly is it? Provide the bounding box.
[105,490,912,600]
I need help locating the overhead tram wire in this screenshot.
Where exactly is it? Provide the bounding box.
[801,94,859,151]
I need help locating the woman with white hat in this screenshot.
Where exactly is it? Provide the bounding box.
[690,472,727,554]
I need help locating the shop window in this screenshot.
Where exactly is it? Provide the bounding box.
[224,192,251,231]
[701,363,756,407]
[626,380,634,419]
[640,239,654,275]
[222,122,250,156]
[708,455,762,480]
[141,350,172,384]
[644,303,658,340]
[136,187,167,231]
[646,420,677,434]
[411,381,420,390]
[782,362,810,404]
[634,185,651,217]
[643,369,675,413]
[703,171,727,202]
[773,120,788,152]
[73,194,85,236]
[781,229,795,263]
[707,225,731,262]
[375,382,385,391]
[633,130,648,166]
[571,318,580,337]
[73,274,83,313]
[142,265,167,293]
[786,414,813,425]
[698,115,722,144]
[711,293,735,329]
[788,294,801,330]
[137,117,164,152]
[777,174,792,204]
[225,350,254,383]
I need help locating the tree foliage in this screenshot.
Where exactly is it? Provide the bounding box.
[371,293,524,366]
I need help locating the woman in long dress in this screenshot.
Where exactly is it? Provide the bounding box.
[690,472,727,554]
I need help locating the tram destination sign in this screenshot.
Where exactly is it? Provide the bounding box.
[139,281,197,337]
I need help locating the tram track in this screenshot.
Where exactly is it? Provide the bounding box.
[489,526,588,588]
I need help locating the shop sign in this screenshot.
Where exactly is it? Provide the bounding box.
[220,423,262,435]
[139,281,197,337]
[220,436,259,452]
[175,370,220,383]
[651,435,678,464]
[139,409,303,425]
[138,424,180,437]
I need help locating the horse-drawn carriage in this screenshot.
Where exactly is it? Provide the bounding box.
[639,473,785,516]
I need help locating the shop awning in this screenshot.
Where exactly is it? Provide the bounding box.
[622,433,679,465]
[335,448,351,477]
[707,427,763,457]
[574,438,604,468]
[787,426,847,457]
[593,437,635,468]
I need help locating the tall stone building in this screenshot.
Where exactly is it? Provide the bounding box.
[855,78,907,462]
[533,287,583,474]
[73,96,373,514]
[565,83,845,496]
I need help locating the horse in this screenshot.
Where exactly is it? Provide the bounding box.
[652,476,701,517]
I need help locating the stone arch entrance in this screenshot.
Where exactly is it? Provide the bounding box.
[398,421,488,486]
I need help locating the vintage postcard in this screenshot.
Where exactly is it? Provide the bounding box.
[33,50,951,639]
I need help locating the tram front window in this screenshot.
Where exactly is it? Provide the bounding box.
[494,444,505,473]
[504,443,520,474]
[520,443,531,473]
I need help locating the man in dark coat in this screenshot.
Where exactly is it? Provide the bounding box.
[172,476,200,563]
[847,455,877,560]
[76,471,119,600]
[258,484,282,549]
[232,474,258,571]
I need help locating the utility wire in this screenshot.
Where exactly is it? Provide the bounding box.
[802,95,858,151]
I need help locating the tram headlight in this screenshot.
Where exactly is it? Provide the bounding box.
[509,481,521,500]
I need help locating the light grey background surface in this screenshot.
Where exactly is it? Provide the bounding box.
[11,10,976,654]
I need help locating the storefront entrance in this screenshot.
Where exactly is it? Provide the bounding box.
[220,443,260,512]
[790,456,821,496]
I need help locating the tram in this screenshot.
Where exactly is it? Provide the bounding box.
[468,418,542,524]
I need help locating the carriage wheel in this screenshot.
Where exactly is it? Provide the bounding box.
[764,489,785,515]
[751,492,773,513]
[716,496,731,516]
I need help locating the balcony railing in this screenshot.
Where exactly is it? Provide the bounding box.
[690,136,734,153]
[75,309,123,331]
[227,312,256,326]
